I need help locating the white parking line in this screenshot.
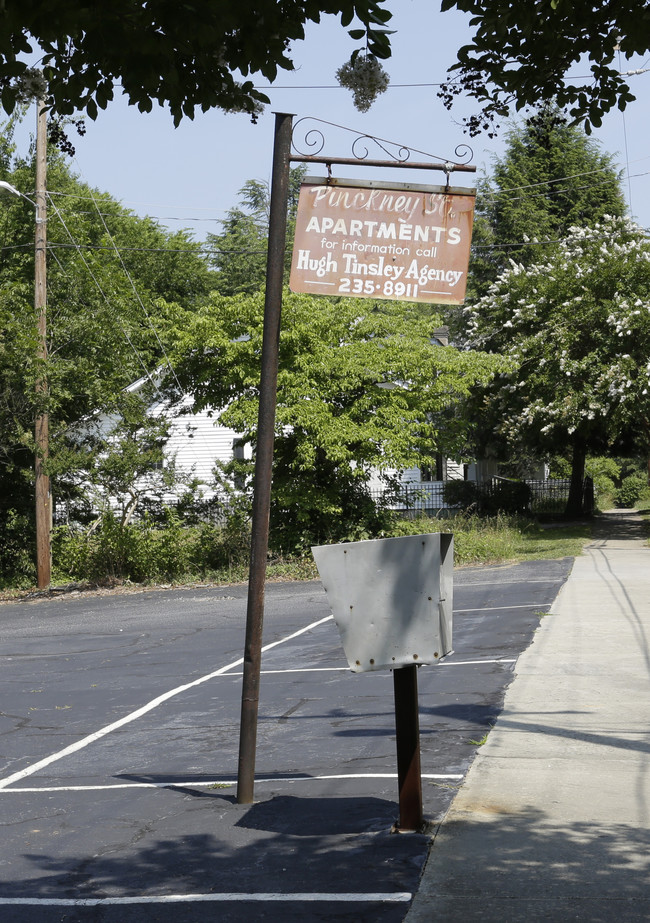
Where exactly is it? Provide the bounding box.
[442,658,516,666]
[0,893,412,906]
[225,667,350,675]
[0,615,333,791]
[0,772,464,794]
[457,604,550,612]
[224,658,517,675]
[456,579,560,586]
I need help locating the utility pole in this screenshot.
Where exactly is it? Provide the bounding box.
[34,97,51,589]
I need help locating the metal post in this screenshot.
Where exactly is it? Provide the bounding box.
[237,112,294,804]
[393,664,423,831]
[34,97,51,590]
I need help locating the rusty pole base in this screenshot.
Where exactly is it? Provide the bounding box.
[393,663,424,832]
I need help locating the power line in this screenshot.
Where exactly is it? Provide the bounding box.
[481,174,639,207]
[45,194,158,388]
[472,225,649,252]
[480,167,650,202]
[51,209,220,224]
[252,67,650,91]
[45,168,650,229]
[44,152,650,227]
[75,177,184,395]
[0,239,267,254]
[48,189,221,213]
[618,46,634,215]
[46,242,266,255]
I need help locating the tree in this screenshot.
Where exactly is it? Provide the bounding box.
[0,2,393,125]
[467,107,626,298]
[440,0,650,135]
[1,144,213,421]
[463,215,650,516]
[1,2,648,131]
[170,289,507,549]
[0,121,214,580]
[208,167,305,296]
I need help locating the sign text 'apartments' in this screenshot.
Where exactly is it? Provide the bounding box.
[290,180,475,305]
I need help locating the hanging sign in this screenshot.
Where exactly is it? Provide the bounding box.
[290,177,475,305]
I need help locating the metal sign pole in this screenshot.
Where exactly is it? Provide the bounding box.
[393,664,423,831]
[236,112,294,805]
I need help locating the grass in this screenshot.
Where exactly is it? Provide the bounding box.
[468,732,490,746]
[0,512,592,601]
[386,512,590,567]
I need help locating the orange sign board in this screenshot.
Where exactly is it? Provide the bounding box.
[290,179,475,305]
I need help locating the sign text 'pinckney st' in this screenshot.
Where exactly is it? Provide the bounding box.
[289,179,475,305]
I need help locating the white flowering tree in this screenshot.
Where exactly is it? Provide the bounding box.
[464,215,650,516]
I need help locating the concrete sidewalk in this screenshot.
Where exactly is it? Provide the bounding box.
[407,510,650,922]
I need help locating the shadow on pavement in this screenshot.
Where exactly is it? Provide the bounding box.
[416,806,650,922]
[590,509,650,541]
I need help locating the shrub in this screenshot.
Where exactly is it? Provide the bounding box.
[586,456,620,509]
[269,469,394,554]
[442,479,531,515]
[442,480,479,510]
[481,480,532,515]
[615,475,648,509]
[0,509,36,588]
[52,506,254,585]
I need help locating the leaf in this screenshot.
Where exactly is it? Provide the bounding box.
[368,8,393,24]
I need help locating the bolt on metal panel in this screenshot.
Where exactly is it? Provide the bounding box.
[312,532,453,673]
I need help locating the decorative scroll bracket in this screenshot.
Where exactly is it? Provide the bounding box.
[290,116,476,178]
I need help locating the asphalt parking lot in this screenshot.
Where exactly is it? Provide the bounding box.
[0,557,572,921]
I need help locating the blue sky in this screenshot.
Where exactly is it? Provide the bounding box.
[11,2,650,240]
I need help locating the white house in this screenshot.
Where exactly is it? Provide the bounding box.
[88,353,472,515]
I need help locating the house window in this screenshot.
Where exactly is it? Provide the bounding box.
[421,454,446,482]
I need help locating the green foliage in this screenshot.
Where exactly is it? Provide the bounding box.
[616,474,649,509]
[442,479,532,515]
[268,455,395,552]
[484,480,532,515]
[586,456,621,484]
[0,509,35,588]
[56,403,178,526]
[39,505,592,591]
[468,107,625,298]
[171,288,508,548]
[464,216,650,514]
[387,511,589,565]
[0,120,215,582]
[585,456,620,508]
[551,455,650,509]
[1,0,647,138]
[208,167,305,296]
[52,508,252,584]
[1,138,213,434]
[0,2,393,125]
[442,480,478,509]
[548,456,572,479]
[440,1,648,135]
